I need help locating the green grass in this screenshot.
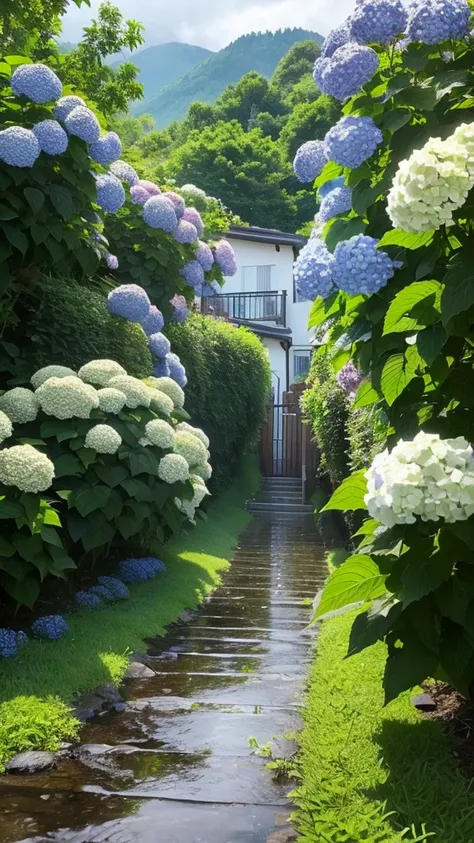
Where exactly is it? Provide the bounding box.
[293,607,474,842]
[0,455,259,769]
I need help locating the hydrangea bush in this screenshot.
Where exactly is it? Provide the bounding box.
[301,0,474,702]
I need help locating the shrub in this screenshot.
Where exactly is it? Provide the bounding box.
[301,354,350,487]
[166,314,271,490]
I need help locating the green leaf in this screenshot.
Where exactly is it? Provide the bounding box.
[42,507,62,528]
[0,498,24,519]
[0,536,15,557]
[401,550,454,608]
[73,485,111,518]
[1,573,39,609]
[441,264,474,326]
[67,512,89,543]
[382,108,412,131]
[348,598,402,656]
[352,380,379,409]
[325,218,367,253]
[47,546,76,573]
[13,533,43,562]
[315,161,344,189]
[0,203,18,220]
[380,353,417,406]
[116,513,141,540]
[30,223,49,245]
[23,187,45,215]
[53,453,84,477]
[3,224,28,256]
[402,85,437,110]
[41,527,63,548]
[129,450,159,476]
[383,280,443,334]
[5,55,33,65]
[417,324,446,366]
[82,522,115,552]
[378,229,434,250]
[48,185,74,219]
[321,470,368,513]
[384,637,438,704]
[93,464,129,487]
[353,518,379,538]
[314,555,386,620]
[307,293,340,329]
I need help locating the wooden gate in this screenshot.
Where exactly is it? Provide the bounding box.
[260,384,319,482]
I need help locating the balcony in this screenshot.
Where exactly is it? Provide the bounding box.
[201,291,287,327]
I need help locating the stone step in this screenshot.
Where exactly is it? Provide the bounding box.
[247,501,314,514]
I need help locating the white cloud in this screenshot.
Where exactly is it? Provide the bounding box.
[61,0,355,50]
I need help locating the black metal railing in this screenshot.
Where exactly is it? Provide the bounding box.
[201,291,287,326]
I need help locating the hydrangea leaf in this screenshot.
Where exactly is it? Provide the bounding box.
[383,280,443,334]
[417,324,447,366]
[348,598,403,656]
[380,352,417,406]
[1,573,40,609]
[313,555,386,621]
[378,229,434,250]
[384,637,438,705]
[321,470,368,512]
[441,264,474,326]
[401,549,454,609]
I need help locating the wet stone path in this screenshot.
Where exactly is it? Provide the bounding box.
[1,514,327,843]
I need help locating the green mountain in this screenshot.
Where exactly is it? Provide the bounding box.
[137,28,324,128]
[124,42,213,107]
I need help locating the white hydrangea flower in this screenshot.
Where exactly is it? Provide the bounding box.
[190,475,210,507]
[177,421,210,449]
[108,375,151,409]
[387,128,474,232]
[158,453,190,484]
[36,376,99,419]
[148,387,174,415]
[85,424,122,454]
[97,387,127,414]
[78,359,127,386]
[0,387,39,423]
[145,419,176,448]
[31,365,78,389]
[147,376,184,408]
[0,444,54,493]
[193,461,213,481]
[365,431,474,527]
[174,430,208,467]
[0,410,13,443]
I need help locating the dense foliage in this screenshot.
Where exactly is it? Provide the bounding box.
[304,0,474,702]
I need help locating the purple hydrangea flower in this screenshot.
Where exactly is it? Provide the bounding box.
[96,173,126,213]
[0,127,40,167]
[167,354,187,388]
[75,590,102,610]
[407,0,470,43]
[163,191,185,218]
[0,629,19,658]
[319,176,347,199]
[64,106,101,143]
[11,63,62,103]
[149,332,171,358]
[195,240,214,271]
[350,0,408,45]
[333,234,397,294]
[337,360,364,400]
[314,43,379,100]
[175,220,198,244]
[54,95,86,122]
[321,21,352,58]
[137,180,161,196]
[106,253,119,270]
[170,294,190,323]
[143,196,178,233]
[108,284,151,322]
[130,185,150,205]
[89,132,122,166]
[293,140,328,183]
[153,358,171,377]
[32,615,69,640]
[32,120,68,155]
[214,240,237,277]
[325,116,383,169]
[140,305,165,335]
[182,207,204,236]
[110,160,139,186]
[319,186,353,222]
[293,237,335,301]
[180,260,204,292]
[97,576,130,600]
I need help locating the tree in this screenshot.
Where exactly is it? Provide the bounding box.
[110,114,155,148]
[215,72,283,127]
[0,0,80,55]
[253,111,284,140]
[279,95,340,160]
[271,40,321,100]
[184,101,218,132]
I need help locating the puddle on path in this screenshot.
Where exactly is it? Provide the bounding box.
[1,514,327,843]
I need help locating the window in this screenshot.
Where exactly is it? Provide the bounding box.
[257,265,272,291]
[242,265,273,291]
[293,351,311,380]
[242,265,275,319]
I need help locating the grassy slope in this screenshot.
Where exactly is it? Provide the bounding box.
[294,607,474,842]
[0,457,258,768]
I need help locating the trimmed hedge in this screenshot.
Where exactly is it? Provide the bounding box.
[166,314,271,490]
[302,354,349,488]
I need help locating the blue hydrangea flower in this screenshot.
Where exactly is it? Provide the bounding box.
[96,173,126,213]
[106,253,119,270]
[130,185,150,205]
[350,0,408,45]
[293,237,335,301]
[118,557,165,583]
[97,576,130,600]
[333,234,397,295]
[141,557,166,575]
[214,240,237,277]
[175,220,198,244]
[319,176,347,199]
[64,106,101,143]
[143,196,178,233]
[163,191,185,218]
[319,186,353,222]
[0,629,19,658]
[201,281,219,296]
[182,207,204,236]
[0,127,40,168]
[195,240,214,271]
[32,615,69,640]
[89,585,115,603]
[149,332,171,358]
[325,116,383,169]
[167,354,187,388]
[110,160,139,186]
[108,284,151,322]
[180,260,204,291]
[54,95,86,122]
[16,630,28,648]
[33,120,68,155]
[140,305,165,335]
[11,63,62,103]
[314,43,379,100]
[321,21,352,58]
[407,0,470,43]
[75,590,102,610]
[153,358,171,377]
[170,294,190,323]
[90,132,122,166]
[293,140,328,183]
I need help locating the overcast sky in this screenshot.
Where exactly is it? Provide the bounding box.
[61,0,354,51]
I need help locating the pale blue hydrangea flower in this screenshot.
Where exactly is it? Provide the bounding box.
[195,240,214,271]
[321,21,352,58]
[140,305,165,335]
[293,140,328,183]
[350,0,408,45]
[137,179,161,195]
[214,240,237,276]
[175,220,198,243]
[314,43,379,100]
[407,0,470,43]
[201,281,219,296]
[167,353,187,388]
[333,234,397,294]
[110,160,139,186]
[319,186,353,222]
[149,332,171,358]
[170,294,190,323]
[106,253,119,270]
[153,358,171,377]
[163,191,185,218]
[293,238,335,300]
[11,64,62,103]
[33,120,68,155]
[0,127,40,167]
[108,284,151,322]
[54,95,86,122]
[89,132,122,166]
[96,173,126,213]
[180,260,204,291]
[319,176,346,199]
[182,207,204,236]
[143,196,178,233]
[130,185,150,205]
[64,106,101,143]
[325,116,383,169]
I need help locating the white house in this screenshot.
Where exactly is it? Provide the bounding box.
[201,225,313,403]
